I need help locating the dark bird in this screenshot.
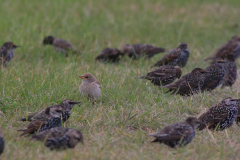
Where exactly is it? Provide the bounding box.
[163,68,208,96]
[0,128,4,156]
[121,44,165,59]
[152,42,189,67]
[235,99,240,126]
[20,99,81,122]
[0,42,20,67]
[139,65,182,86]
[18,107,63,136]
[42,35,79,55]
[198,97,238,131]
[204,36,240,62]
[201,59,227,92]
[95,48,124,63]
[31,127,83,150]
[221,53,237,88]
[232,43,240,60]
[148,117,202,148]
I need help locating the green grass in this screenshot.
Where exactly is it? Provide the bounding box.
[1,0,240,159]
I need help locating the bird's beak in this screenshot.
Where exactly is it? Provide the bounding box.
[70,101,81,105]
[14,45,21,48]
[79,76,86,79]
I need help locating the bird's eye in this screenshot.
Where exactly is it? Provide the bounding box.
[85,76,88,78]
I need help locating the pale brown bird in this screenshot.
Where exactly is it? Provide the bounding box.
[79,73,101,100]
[139,65,182,86]
[0,41,20,67]
[148,117,203,148]
[42,35,79,55]
[0,128,4,156]
[31,127,83,150]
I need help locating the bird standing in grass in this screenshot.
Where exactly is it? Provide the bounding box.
[31,127,84,150]
[198,97,238,131]
[0,128,4,156]
[139,65,182,86]
[121,43,165,59]
[163,68,208,96]
[152,42,189,67]
[19,99,81,123]
[96,48,124,63]
[79,73,101,101]
[42,35,79,55]
[0,41,20,67]
[148,117,203,148]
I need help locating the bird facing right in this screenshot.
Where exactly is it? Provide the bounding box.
[79,73,101,101]
[148,117,203,148]
[31,127,84,150]
[0,41,20,67]
[0,127,4,156]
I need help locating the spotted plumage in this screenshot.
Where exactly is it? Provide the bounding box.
[0,42,20,67]
[163,68,207,96]
[95,48,124,63]
[148,117,202,148]
[121,43,165,59]
[31,127,84,150]
[198,98,238,131]
[152,43,189,67]
[19,99,81,123]
[0,128,4,156]
[139,65,182,86]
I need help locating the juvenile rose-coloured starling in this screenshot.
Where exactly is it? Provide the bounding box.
[204,36,240,62]
[201,59,227,92]
[95,48,124,63]
[139,65,182,86]
[20,99,81,123]
[18,107,63,136]
[163,68,208,96]
[31,127,83,150]
[0,42,20,67]
[198,97,238,131]
[121,44,165,59]
[0,128,4,156]
[79,73,101,101]
[148,117,202,148]
[152,43,189,67]
[221,53,237,88]
[42,35,79,55]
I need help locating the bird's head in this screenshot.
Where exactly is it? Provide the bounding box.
[179,42,188,50]
[43,35,54,45]
[79,73,97,83]
[185,117,204,129]
[3,42,20,49]
[61,99,81,110]
[174,66,182,79]
[67,129,84,147]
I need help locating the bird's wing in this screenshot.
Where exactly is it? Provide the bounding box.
[54,39,74,50]
[18,120,46,136]
[32,127,69,141]
[19,109,45,121]
[153,48,180,66]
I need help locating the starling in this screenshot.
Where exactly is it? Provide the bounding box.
[148,117,202,148]
[18,107,63,136]
[95,48,124,63]
[163,68,208,96]
[42,35,79,55]
[152,42,189,67]
[31,127,83,150]
[20,99,81,123]
[201,59,227,92]
[204,36,240,62]
[121,44,165,59]
[79,73,101,101]
[0,42,20,67]
[221,53,237,88]
[235,99,240,125]
[232,43,240,60]
[0,128,4,156]
[198,97,238,131]
[139,65,182,86]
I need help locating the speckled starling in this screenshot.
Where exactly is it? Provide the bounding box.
[201,59,227,92]
[20,99,81,123]
[198,97,238,131]
[204,36,240,62]
[152,43,189,67]
[18,107,63,136]
[121,44,165,59]
[139,65,182,86]
[95,48,124,63]
[163,68,208,96]
[31,127,83,150]
[42,35,79,55]
[235,99,240,125]
[148,117,202,148]
[79,73,101,100]
[0,42,20,67]
[0,128,4,156]
[221,53,237,88]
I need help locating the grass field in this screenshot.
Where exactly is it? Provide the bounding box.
[1,0,240,159]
